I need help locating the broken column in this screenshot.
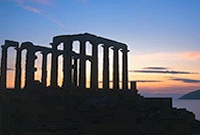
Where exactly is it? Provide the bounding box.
[131,81,138,93]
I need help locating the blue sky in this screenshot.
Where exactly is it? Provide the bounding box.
[1,0,200,53]
[0,0,200,95]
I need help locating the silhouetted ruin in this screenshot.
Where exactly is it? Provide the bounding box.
[0,33,129,90]
[0,33,200,134]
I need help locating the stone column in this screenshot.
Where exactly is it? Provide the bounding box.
[41,51,48,87]
[15,47,21,89]
[24,42,36,89]
[79,40,86,88]
[0,45,8,90]
[73,58,78,87]
[113,47,119,89]
[122,48,129,89]
[0,40,19,90]
[90,41,98,89]
[62,39,72,89]
[102,45,110,90]
[50,43,58,87]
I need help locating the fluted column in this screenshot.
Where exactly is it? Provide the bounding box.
[73,58,78,87]
[90,41,98,89]
[102,45,110,90]
[122,48,129,89]
[41,51,48,87]
[0,45,8,90]
[79,40,86,88]
[113,47,119,89]
[15,47,21,89]
[0,40,19,90]
[50,43,58,87]
[24,42,36,89]
[62,39,72,89]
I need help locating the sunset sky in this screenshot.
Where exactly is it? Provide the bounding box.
[0,0,200,96]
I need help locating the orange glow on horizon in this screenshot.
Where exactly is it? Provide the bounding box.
[4,47,200,95]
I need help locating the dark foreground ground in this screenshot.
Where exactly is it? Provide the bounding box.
[0,87,200,135]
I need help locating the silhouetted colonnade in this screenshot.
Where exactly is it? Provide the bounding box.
[0,33,129,90]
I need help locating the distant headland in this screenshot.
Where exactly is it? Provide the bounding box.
[180,89,200,99]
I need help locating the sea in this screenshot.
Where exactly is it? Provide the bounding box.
[173,99,200,121]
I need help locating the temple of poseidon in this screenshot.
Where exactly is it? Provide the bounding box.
[0,33,131,90]
[0,33,200,134]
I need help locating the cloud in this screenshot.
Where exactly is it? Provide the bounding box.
[181,51,200,61]
[39,13,64,28]
[171,78,200,83]
[30,0,52,5]
[13,0,64,29]
[14,0,51,13]
[130,65,198,75]
[131,70,198,75]
[130,80,162,83]
[143,67,168,70]
[22,5,40,13]
[98,80,161,84]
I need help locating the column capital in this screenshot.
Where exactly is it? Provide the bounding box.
[1,45,7,49]
[21,42,35,51]
[64,39,73,45]
[14,47,21,51]
[89,39,100,46]
[50,37,72,48]
[41,50,50,55]
[49,42,57,48]
[79,38,87,44]
[111,46,120,51]
[121,49,130,53]
[4,40,19,48]
[101,44,111,49]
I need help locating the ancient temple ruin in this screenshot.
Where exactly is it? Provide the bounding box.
[1,33,200,134]
[0,33,129,90]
